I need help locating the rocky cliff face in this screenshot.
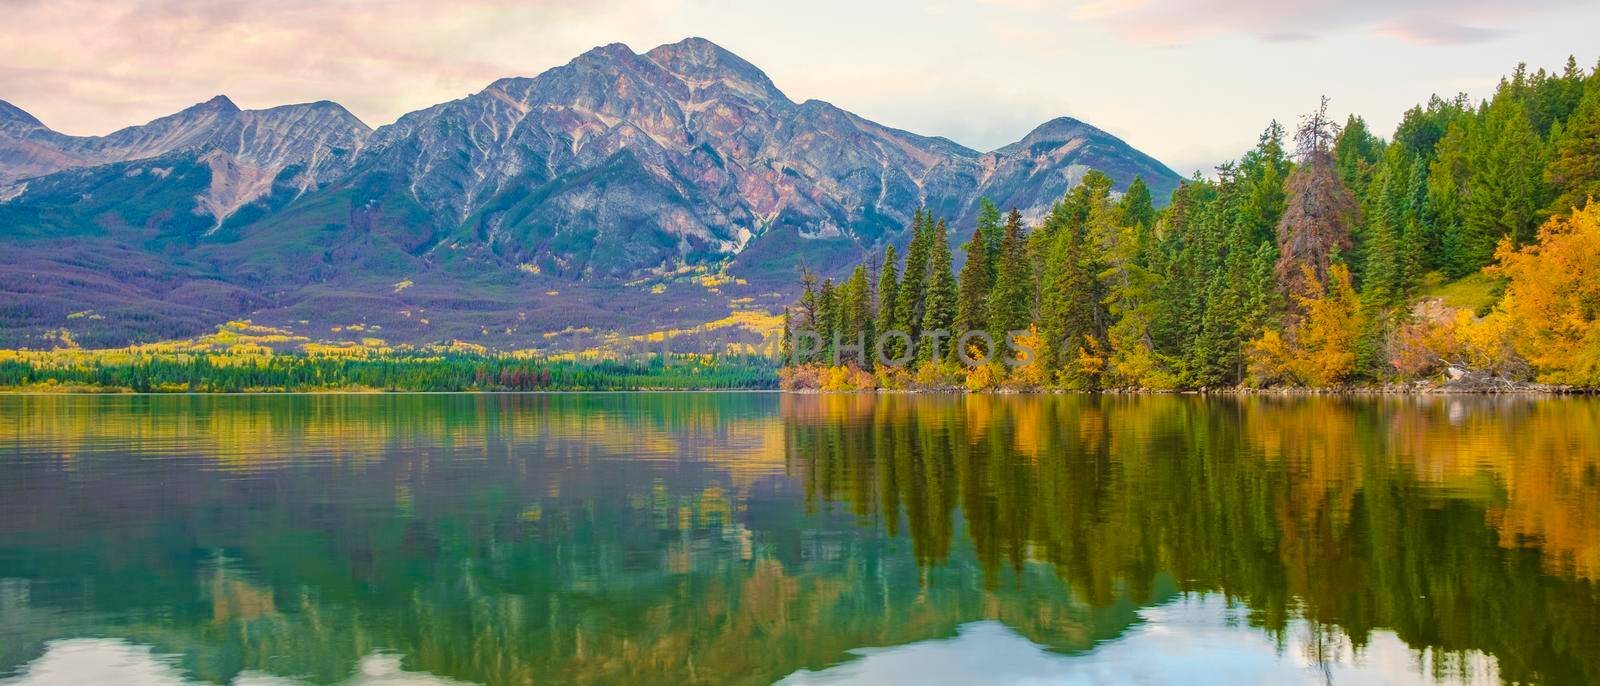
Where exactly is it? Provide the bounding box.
[0,37,1182,349]
[0,96,370,223]
[331,38,1178,278]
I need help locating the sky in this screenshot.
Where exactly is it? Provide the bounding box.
[2,0,1597,176]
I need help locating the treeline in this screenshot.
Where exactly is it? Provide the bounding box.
[784,58,1600,390]
[0,353,778,392]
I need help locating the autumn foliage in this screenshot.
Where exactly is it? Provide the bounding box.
[1247,264,1362,387]
[1488,203,1600,385]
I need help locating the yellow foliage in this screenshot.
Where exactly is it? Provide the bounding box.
[1248,264,1362,387]
[1007,326,1048,388]
[964,362,995,391]
[1488,204,1600,386]
[392,279,414,293]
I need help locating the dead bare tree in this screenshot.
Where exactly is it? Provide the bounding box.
[1276,96,1358,306]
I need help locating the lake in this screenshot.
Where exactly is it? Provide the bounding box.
[0,393,1595,685]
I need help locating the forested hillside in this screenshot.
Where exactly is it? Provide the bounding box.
[783,58,1600,390]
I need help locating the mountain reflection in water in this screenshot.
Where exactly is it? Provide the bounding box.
[0,394,1594,685]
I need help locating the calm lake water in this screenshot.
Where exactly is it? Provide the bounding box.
[0,393,1596,685]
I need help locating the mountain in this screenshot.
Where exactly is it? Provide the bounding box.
[0,96,371,222]
[0,37,1182,351]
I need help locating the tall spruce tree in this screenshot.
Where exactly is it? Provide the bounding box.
[1462,96,1545,261]
[841,265,874,367]
[816,278,838,363]
[920,220,957,364]
[1117,176,1156,232]
[876,245,901,360]
[988,209,1035,355]
[1545,81,1600,214]
[976,199,1003,274]
[955,220,993,340]
[895,209,933,351]
[1039,206,1101,386]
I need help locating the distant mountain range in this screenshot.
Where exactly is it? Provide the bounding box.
[0,37,1181,350]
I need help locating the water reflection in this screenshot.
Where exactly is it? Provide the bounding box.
[0,394,1595,685]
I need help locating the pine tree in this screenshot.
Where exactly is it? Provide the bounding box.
[988,209,1034,347]
[895,209,933,351]
[1239,122,1291,244]
[1039,206,1102,387]
[842,265,874,367]
[920,220,957,364]
[876,245,901,360]
[1462,96,1545,263]
[955,219,993,341]
[1117,175,1156,232]
[816,278,838,363]
[1545,82,1600,214]
[976,198,1003,275]
[1333,114,1384,198]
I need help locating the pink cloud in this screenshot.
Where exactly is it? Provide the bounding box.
[0,0,671,135]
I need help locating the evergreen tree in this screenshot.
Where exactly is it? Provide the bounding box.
[876,245,901,359]
[1333,114,1384,198]
[1462,96,1545,263]
[1545,81,1600,214]
[920,220,957,364]
[1039,200,1105,387]
[1239,121,1292,244]
[1116,175,1156,232]
[987,209,1034,347]
[895,209,933,350]
[841,265,874,367]
[976,199,1004,275]
[955,219,993,341]
[816,278,839,363]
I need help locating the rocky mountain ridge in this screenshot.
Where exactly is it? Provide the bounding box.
[0,37,1182,350]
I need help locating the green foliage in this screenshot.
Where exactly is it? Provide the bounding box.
[784,57,1600,390]
[919,221,957,363]
[986,209,1034,344]
[0,352,779,392]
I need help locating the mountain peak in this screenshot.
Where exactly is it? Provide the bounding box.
[0,99,46,131]
[191,95,240,114]
[644,37,785,102]
[1024,116,1095,140]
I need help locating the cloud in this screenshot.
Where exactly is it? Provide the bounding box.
[0,0,681,135]
[1375,21,1505,46]
[1060,0,1573,46]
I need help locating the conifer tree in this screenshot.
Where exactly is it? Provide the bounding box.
[1545,82,1600,214]
[1239,122,1292,244]
[976,199,1004,274]
[816,278,838,363]
[1039,207,1102,386]
[842,265,874,367]
[988,209,1034,346]
[1462,96,1544,262]
[895,209,933,349]
[876,244,902,321]
[955,219,992,341]
[1116,176,1156,232]
[920,220,957,364]
[1333,115,1384,198]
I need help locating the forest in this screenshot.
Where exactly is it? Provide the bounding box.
[782,58,1600,391]
[0,350,778,392]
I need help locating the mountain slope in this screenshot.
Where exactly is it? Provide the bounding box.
[0,97,371,222]
[0,37,1182,350]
